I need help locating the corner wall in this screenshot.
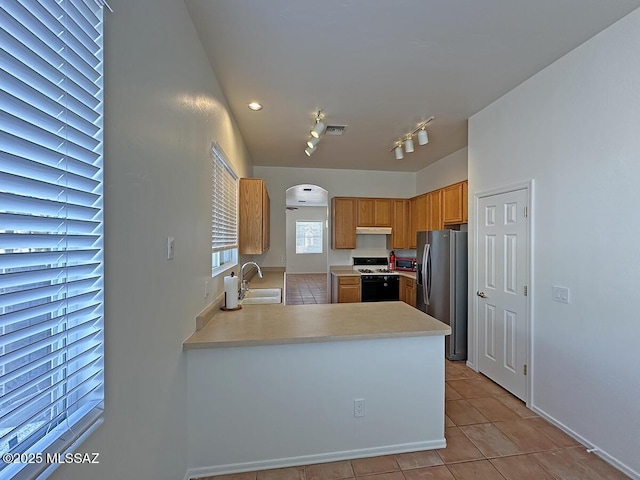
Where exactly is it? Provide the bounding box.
[468,8,640,477]
[415,147,468,195]
[50,1,253,478]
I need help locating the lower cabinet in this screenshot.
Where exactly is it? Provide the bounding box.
[400,276,417,308]
[331,275,361,303]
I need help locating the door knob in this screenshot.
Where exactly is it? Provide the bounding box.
[476,291,487,298]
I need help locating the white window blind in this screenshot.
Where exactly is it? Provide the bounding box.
[211,142,237,274]
[0,0,105,478]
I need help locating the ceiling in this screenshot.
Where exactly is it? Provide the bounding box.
[185,0,640,173]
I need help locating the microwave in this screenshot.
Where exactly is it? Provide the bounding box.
[395,257,416,272]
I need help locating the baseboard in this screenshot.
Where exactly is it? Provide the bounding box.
[184,439,446,480]
[531,405,639,480]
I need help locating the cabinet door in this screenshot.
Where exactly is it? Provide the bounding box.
[443,182,464,224]
[357,198,391,227]
[239,178,269,254]
[428,190,443,231]
[411,194,428,245]
[331,197,357,249]
[338,276,361,303]
[462,180,468,223]
[262,186,270,251]
[388,199,408,249]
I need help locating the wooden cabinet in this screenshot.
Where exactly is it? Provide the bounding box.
[462,180,468,223]
[331,197,357,249]
[443,182,464,224]
[409,194,428,249]
[387,199,409,249]
[400,276,416,307]
[332,275,361,303]
[357,198,391,227]
[427,189,443,231]
[239,178,270,254]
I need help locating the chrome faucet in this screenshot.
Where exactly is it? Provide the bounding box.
[239,261,263,299]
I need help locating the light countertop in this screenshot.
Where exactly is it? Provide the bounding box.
[184,301,450,349]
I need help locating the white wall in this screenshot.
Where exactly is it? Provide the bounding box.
[415,147,468,195]
[50,1,253,479]
[286,207,329,273]
[468,8,640,478]
[254,166,416,267]
[187,336,445,477]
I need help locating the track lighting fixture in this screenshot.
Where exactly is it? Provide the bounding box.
[304,110,326,156]
[417,126,429,145]
[394,143,404,160]
[404,134,414,153]
[390,116,434,160]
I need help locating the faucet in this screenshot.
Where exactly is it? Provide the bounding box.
[239,261,263,299]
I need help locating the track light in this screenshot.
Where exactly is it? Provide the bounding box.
[307,136,321,149]
[394,143,404,160]
[390,116,434,160]
[404,135,414,153]
[417,127,429,145]
[305,110,326,156]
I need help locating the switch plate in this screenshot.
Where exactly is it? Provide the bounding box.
[552,286,570,303]
[354,398,365,417]
[167,237,175,260]
[204,280,210,299]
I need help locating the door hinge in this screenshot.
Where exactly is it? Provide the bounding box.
[524,286,527,296]
[524,206,528,218]
[524,364,528,375]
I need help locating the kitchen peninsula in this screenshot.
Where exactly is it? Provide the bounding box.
[184,283,451,478]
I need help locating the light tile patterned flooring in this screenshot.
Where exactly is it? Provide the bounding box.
[199,360,629,480]
[285,273,328,305]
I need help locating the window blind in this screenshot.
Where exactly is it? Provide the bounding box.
[211,142,238,253]
[0,0,105,478]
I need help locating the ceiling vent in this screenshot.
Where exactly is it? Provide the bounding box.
[324,125,348,136]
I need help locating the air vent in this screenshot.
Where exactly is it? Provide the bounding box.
[324,125,348,136]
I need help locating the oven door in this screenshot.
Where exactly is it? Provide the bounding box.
[361,275,400,302]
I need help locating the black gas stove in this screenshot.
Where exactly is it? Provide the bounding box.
[352,257,400,302]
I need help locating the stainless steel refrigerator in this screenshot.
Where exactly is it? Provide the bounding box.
[416,230,468,361]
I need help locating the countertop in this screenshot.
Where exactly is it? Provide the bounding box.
[184,301,450,349]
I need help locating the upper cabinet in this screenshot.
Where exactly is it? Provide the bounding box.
[239,178,270,254]
[357,198,391,227]
[409,194,428,249]
[387,199,409,249]
[443,181,464,224]
[462,180,468,223]
[427,189,443,231]
[332,197,357,249]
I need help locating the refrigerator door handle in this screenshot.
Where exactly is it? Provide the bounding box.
[422,243,430,306]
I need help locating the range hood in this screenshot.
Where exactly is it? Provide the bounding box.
[356,226,392,235]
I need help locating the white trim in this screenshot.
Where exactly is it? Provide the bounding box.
[185,439,446,479]
[530,406,640,480]
[471,180,534,406]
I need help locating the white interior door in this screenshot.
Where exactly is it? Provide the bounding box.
[477,188,529,400]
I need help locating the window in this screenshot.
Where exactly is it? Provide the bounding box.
[295,221,323,254]
[211,142,238,276]
[0,1,105,478]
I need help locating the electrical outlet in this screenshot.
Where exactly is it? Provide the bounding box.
[204,280,210,299]
[354,399,365,418]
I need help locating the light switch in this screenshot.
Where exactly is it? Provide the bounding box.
[552,286,569,303]
[167,236,175,260]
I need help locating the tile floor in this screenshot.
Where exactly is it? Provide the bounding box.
[285,273,328,305]
[198,360,629,480]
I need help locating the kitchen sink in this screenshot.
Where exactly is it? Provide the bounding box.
[241,288,282,305]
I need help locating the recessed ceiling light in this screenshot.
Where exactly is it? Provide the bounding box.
[247,102,263,111]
